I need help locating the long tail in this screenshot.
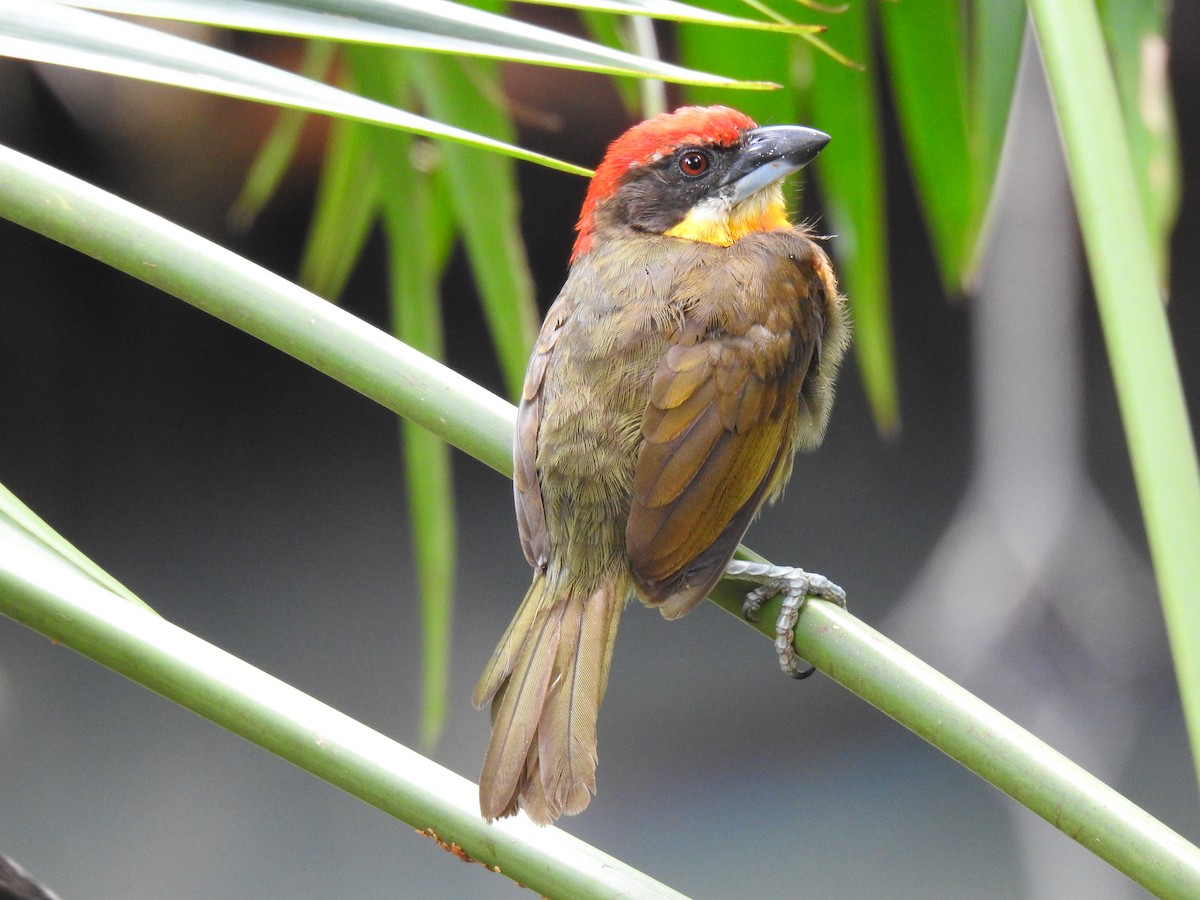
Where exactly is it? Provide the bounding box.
[473,572,626,824]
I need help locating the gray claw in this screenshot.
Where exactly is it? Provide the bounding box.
[724,559,845,678]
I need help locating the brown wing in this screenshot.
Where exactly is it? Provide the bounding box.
[625,249,825,619]
[514,296,574,573]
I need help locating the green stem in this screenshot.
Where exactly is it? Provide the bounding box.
[0,144,515,476]
[0,520,685,899]
[711,577,1200,897]
[1027,0,1200,785]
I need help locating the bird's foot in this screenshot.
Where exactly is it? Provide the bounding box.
[724,560,846,679]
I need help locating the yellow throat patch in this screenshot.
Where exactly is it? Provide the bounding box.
[664,186,792,247]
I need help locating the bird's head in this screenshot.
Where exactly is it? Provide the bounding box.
[572,106,829,260]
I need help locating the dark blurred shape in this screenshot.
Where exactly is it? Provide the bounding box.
[0,855,63,900]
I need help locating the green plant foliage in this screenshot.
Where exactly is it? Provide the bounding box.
[878,0,974,289]
[0,483,153,612]
[0,2,588,173]
[382,163,459,748]
[805,1,897,434]
[2,140,1199,887]
[339,46,462,747]
[58,0,786,86]
[968,0,1025,240]
[2,3,1196,892]
[299,111,383,300]
[228,41,337,232]
[1096,0,1179,285]
[408,51,540,400]
[875,0,1010,292]
[0,0,806,743]
[1028,0,1200,790]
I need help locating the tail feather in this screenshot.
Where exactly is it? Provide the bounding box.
[478,597,563,820]
[538,581,618,815]
[475,573,626,824]
[473,576,548,710]
[517,739,555,824]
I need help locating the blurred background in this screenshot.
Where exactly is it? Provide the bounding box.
[1,4,1198,898]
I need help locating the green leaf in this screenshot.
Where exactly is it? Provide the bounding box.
[228,40,336,233]
[878,0,975,291]
[391,299,458,748]
[385,165,458,748]
[579,10,644,112]
[967,0,1023,246]
[676,0,792,121]
[807,2,899,434]
[409,54,541,400]
[0,3,589,175]
[298,108,382,300]
[1095,0,1179,286]
[0,481,153,612]
[521,0,824,34]
[346,43,460,747]
[60,0,782,89]
[1029,0,1200,792]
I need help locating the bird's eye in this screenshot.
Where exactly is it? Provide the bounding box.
[678,151,711,177]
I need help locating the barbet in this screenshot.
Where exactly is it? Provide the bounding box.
[474,106,850,824]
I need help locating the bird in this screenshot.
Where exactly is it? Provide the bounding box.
[473,105,850,825]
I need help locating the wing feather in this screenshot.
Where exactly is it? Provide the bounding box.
[515,297,574,571]
[626,237,835,616]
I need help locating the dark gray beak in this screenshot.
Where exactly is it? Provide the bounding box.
[721,125,830,202]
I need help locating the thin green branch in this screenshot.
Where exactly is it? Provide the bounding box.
[0,520,685,899]
[711,565,1200,897]
[0,143,515,476]
[1027,0,1200,786]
